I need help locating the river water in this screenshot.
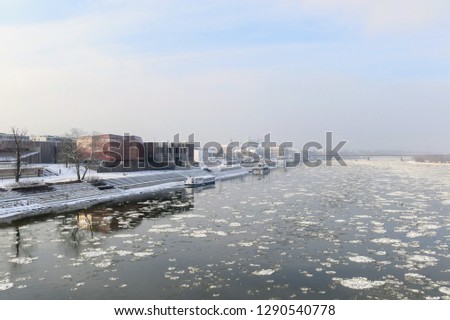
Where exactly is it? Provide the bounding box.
[1,159,450,299]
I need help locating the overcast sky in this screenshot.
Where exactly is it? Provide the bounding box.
[1,0,449,152]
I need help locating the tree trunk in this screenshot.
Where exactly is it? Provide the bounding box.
[81,164,89,180]
[15,150,21,183]
[75,163,81,181]
[11,127,27,184]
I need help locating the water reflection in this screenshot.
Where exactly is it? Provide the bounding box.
[59,188,194,236]
[15,227,20,258]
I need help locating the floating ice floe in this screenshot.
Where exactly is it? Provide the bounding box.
[348,256,375,263]
[115,250,133,256]
[371,238,402,245]
[188,266,199,274]
[404,273,427,284]
[372,227,387,234]
[298,220,319,226]
[0,279,14,291]
[283,193,298,199]
[406,231,424,238]
[164,274,179,280]
[339,277,385,290]
[15,276,31,282]
[8,257,37,264]
[113,234,139,238]
[171,213,206,221]
[408,255,438,269]
[408,255,438,263]
[439,287,450,295]
[252,269,276,276]
[95,259,112,268]
[81,250,108,258]
[133,251,153,258]
[148,225,182,233]
[190,232,207,238]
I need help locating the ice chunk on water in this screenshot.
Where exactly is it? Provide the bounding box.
[0,280,14,291]
[409,255,438,263]
[81,250,107,258]
[171,213,206,221]
[439,287,450,295]
[404,273,427,284]
[190,231,208,238]
[371,238,402,245]
[340,277,385,290]
[348,256,375,263]
[113,234,139,238]
[148,225,182,233]
[8,257,37,264]
[252,269,276,276]
[133,252,153,257]
[95,259,112,268]
[115,250,133,256]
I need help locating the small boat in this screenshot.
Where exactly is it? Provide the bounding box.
[251,162,270,175]
[184,175,215,187]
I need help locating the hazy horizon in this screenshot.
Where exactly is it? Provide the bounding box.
[1,1,449,152]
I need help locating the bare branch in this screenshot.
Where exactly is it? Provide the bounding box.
[10,127,28,183]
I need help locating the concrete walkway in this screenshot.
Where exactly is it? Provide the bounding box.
[0,168,249,222]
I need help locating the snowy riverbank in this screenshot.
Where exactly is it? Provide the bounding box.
[0,166,250,223]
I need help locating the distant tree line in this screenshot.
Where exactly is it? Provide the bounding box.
[414,155,450,163]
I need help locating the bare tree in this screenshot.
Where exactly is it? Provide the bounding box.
[59,129,100,181]
[58,129,86,181]
[79,132,101,181]
[11,127,28,183]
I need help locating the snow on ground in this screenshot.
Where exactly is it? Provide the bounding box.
[1,163,196,187]
[0,165,250,221]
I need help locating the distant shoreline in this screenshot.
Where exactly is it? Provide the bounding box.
[413,155,450,164]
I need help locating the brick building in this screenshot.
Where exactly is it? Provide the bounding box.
[77,134,194,172]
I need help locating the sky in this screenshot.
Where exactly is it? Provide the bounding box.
[1,0,450,152]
